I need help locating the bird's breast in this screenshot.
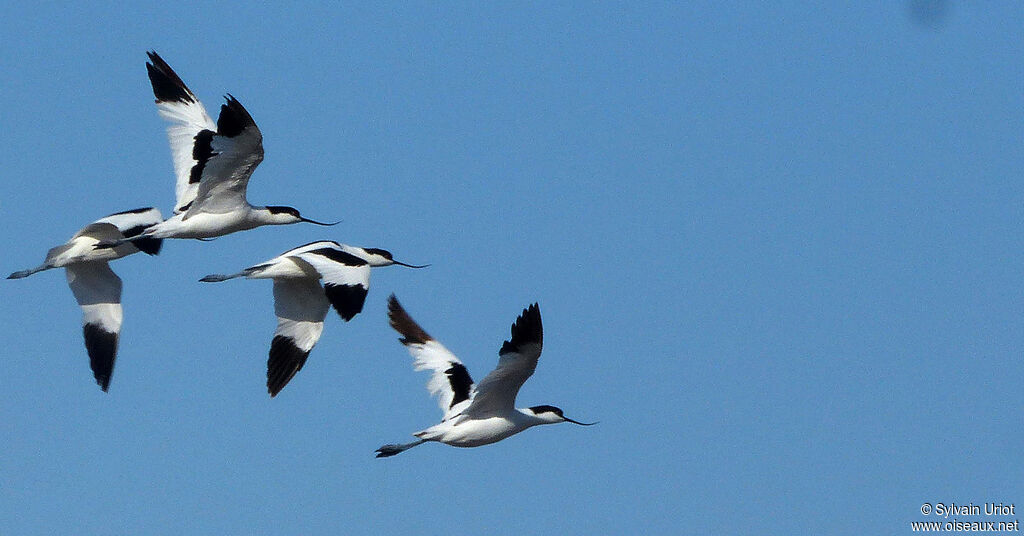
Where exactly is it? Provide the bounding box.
[429,416,525,447]
[152,211,253,239]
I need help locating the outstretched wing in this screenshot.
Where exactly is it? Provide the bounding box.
[146,51,217,214]
[464,303,542,416]
[184,95,264,216]
[267,278,330,397]
[293,246,371,321]
[65,262,123,392]
[387,295,474,420]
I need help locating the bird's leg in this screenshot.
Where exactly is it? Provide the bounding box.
[199,266,262,283]
[199,272,244,283]
[7,264,51,279]
[375,439,427,458]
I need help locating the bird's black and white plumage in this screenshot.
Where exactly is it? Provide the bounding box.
[376,295,594,458]
[7,208,164,391]
[97,52,336,248]
[200,241,426,396]
[146,50,218,216]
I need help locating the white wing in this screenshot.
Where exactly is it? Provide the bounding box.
[65,262,123,392]
[183,96,264,217]
[146,52,217,214]
[293,245,372,321]
[387,295,474,420]
[267,278,330,397]
[464,303,543,416]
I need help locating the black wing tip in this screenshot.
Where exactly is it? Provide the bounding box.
[133,237,163,256]
[146,50,165,64]
[83,324,118,392]
[500,302,542,355]
[323,283,368,322]
[145,51,195,104]
[217,94,258,137]
[387,294,432,345]
[267,335,311,397]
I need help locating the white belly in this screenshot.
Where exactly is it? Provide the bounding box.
[418,417,526,448]
[147,211,254,239]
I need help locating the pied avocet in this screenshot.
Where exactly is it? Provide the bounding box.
[8,207,163,391]
[200,241,426,396]
[376,295,594,457]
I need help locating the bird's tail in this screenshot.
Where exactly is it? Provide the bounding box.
[375,439,426,458]
[7,264,52,279]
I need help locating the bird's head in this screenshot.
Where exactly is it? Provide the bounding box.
[528,405,597,426]
[264,206,339,226]
[350,246,429,269]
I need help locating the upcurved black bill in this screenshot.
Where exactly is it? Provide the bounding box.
[300,217,341,226]
[393,260,430,269]
[564,417,598,426]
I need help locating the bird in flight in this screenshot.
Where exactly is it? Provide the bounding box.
[376,295,594,457]
[99,51,336,249]
[8,207,164,391]
[200,241,427,396]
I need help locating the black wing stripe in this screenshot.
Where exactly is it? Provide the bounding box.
[120,224,150,239]
[446,363,473,408]
[307,248,368,267]
[189,130,216,185]
[108,207,157,217]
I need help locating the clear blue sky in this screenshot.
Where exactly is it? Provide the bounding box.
[1,2,1021,534]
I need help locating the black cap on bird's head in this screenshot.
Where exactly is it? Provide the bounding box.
[357,247,429,269]
[362,247,393,261]
[529,405,597,426]
[265,205,339,226]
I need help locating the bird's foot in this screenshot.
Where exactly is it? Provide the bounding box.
[375,444,404,458]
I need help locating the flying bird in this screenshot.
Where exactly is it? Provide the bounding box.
[7,207,164,391]
[99,51,336,248]
[376,295,594,457]
[199,241,427,396]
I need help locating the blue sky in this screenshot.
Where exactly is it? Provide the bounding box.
[1,2,1021,534]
